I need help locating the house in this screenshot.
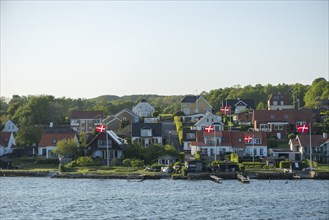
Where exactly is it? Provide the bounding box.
[181,95,212,115]
[131,122,163,146]
[102,108,139,132]
[182,129,197,151]
[190,130,268,159]
[289,133,329,163]
[87,130,125,163]
[226,99,255,114]
[192,112,224,131]
[232,111,253,126]
[2,119,19,133]
[269,149,301,161]
[0,132,16,156]
[38,132,78,159]
[132,99,155,117]
[253,109,313,139]
[157,155,178,166]
[70,111,104,133]
[267,93,294,110]
[185,160,203,172]
[182,113,205,124]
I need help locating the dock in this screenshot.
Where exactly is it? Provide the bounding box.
[209,175,223,183]
[127,174,145,182]
[237,173,250,183]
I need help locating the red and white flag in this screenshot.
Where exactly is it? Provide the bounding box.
[220,106,230,115]
[244,135,253,143]
[96,124,106,133]
[297,124,309,133]
[204,125,214,133]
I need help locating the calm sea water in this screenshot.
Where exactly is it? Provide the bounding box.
[0,177,328,220]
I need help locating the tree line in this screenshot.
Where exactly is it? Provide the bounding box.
[0,77,328,146]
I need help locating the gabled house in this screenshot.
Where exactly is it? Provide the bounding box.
[182,113,205,124]
[182,129,197,151]
[0,132,16,156]
[226,99,255,114]
[102,108,139,132]
[132,99,155,117]
[181,95,212,115]
[2,119,19,133]
[253,109,313,139]
[267,93,294,110]
[87,130,125,163]
[38,132,78,159]
[70,111,104,133]
[190,130,267,159]
[192,112,224,131]
[289,133,329,163]
[131,123,162,146]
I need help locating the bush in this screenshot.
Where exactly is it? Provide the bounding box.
[35,157,59,165]
[75,156,94,166]
[59,164,65,172]
[131,159,144,167]
[279,161,291,169]
[242,162,267,169]
[122,158,132,167]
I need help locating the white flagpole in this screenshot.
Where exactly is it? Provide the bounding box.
[252,133,255,163]
[214,128,216,161]
[106,128,109,167]
[309,123,312,170]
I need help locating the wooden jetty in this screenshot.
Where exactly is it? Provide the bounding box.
[237,173,250,183]
[127,174,145,182]
[210,175,223,183]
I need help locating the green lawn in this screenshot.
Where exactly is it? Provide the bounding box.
[317,164,329,172]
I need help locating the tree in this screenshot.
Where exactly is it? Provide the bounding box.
[53,138,81,159]
[15,126,42,147]
[304,78,329,108]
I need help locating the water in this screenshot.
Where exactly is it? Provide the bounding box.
[0,177,328,220]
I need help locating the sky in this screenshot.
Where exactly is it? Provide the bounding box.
[1,0,328,99]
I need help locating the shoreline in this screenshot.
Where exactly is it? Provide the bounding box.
[1,170,329,180]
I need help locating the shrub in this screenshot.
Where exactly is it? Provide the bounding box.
[59,164,65,172]
[131,159,144,167]
[279,161,291,169]
[122,158,132,167]
[75,156,94,166]
[34,157,59,165]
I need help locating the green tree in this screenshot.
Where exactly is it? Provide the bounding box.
[15,126,42,147]
[53,138,80,159]
[304,78,329,108]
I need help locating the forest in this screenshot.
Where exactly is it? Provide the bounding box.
[0,77,328,146]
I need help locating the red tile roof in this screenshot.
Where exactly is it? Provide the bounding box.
[0,132,12,146]
[253,109,313,124]
[70,111,104,119]
[39,133,76,147]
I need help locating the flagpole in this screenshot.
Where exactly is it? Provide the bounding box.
[309,123,312,171]
[214,128,216,161]
[252,133,255,163]
[106,128,109,167]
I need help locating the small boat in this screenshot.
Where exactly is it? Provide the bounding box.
[293,174,301,179]
[210,175,223,183]
[237,173,250,183]
[127,174,145,182]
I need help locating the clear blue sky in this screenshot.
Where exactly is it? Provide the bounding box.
[1,0,328,99]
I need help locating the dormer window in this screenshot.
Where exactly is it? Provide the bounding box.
[271,115,275,119]
[52,139,57,144]
[141,129,152,137]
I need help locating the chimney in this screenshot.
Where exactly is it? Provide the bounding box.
[323,133,328,139]
[49,122,53,128]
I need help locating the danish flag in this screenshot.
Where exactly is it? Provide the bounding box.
[96,124,106,133]
[244,135,253,143]
[297,124,309,133]
[220,106,230,115]
[204,125,214,133]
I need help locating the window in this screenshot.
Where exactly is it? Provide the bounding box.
[255,138,262,144]
[260,148,263,156]
[284,115,289,119]
[271,115,275,119]
[254,148,257,155]
[296,121,306,127]
[273,101,278,105]
[52,139,57,144]
[141,129,152,137]
[186,133,196,139]
[260,124,270,131]
[280,101,284,105]
[274,125,283,130]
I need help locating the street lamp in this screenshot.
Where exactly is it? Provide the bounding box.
[169,131,171,145]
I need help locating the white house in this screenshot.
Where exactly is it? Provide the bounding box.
[131,123,163,146]
[132,99,155,117]
[0,132,16,156]
[2,120,19,133]
[193,112,224,131]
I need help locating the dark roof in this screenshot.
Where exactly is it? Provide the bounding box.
[268,93,292,104]
[70,111,104,119]
[131,123,162,137]
[270,149,294,153]
[181,95,200,103]
[140,99,148,103]
[39,133,76,147]
[297,135,328,148]
[226,99,255,112]
[87,132,124,150]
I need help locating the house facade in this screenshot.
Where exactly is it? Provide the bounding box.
[267,93,294,110]
[0,132,16,156]
[192,112,224,131]
[181,95,212,115]
[253,109,313,139]
[70,111,104,133]
[132,99,155,117]
[190,130,268,159]
[38,132,78,159]
[87,130,125,162]
[226,99,255,114]
[182,129,197,151]
[289,133,329,163]
[2,120,19,133]
[131,123,162,146]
